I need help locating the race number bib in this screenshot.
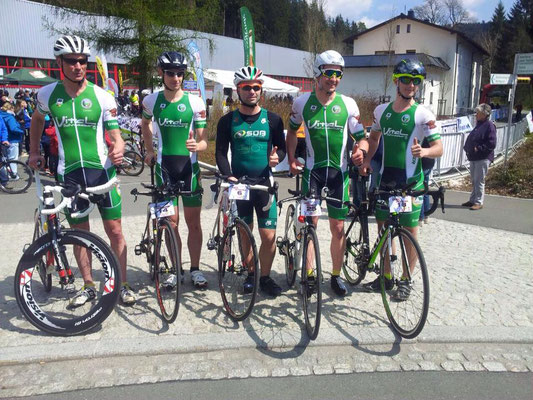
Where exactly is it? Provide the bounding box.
[300,199,322,216]
[228,183,250,201]
[149,201,175,219]
[388,196,412,213]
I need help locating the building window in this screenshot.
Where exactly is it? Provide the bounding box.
[407,24,411,33]
[375,50,395,55]
[396,25,400,34]
[406,49,416,54]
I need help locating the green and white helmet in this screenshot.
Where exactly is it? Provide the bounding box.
[313,50,344,77]
[54,35,91,57]
[233,66,264,86]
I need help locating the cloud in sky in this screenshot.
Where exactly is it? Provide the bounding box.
[323,0,373,20]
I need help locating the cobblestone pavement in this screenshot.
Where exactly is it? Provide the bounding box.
[1,207,532,397]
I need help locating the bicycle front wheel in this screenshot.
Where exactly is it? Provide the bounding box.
[301,226,321,340]
[283,204,297,287]
[218,218,259,321]
[32,209,52,292]
[14,229,121,336]
[380,227,429,338]
[0,160,33,194]
[154,219,181,323]
[121,151,144,176]
[342,216,367,285]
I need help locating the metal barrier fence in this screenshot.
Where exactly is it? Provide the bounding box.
[435,118,528,177]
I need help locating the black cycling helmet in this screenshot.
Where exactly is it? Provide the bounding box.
[393,59,426,79]
[157,51,187,70]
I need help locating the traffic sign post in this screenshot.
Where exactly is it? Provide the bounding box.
[490,73,513,85]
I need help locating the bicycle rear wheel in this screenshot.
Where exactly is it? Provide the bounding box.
[14,229,121,336]
[218,218,259,321]
[301,226,321,340]
[32,209,52,292]
[380,227,429,338]
[342,216,367,285]
[0,160,33,194]
[154,219,181,323]
[121,151,144,176]
[283,204,298,287]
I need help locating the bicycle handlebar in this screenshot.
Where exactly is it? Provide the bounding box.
[211,174,278,212]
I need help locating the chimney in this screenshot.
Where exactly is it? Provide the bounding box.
[407,9,415,18]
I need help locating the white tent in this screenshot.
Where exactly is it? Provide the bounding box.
[204,68,299,95]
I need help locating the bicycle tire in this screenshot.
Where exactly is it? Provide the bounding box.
[154,219,181,323]
[218,218,259,321]
[121,151,144,176]
[283,204,297,288]
[32,209,52,292]
[301,226,321,340]
[14,229,121,336]
[342,216,367,285]
[380,227,429,339]
[0,160,33,194]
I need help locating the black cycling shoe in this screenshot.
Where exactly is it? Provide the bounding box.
[331,275,347,297]
[243,275,255,294]
[362,276,394,292]
[259,276,282,297]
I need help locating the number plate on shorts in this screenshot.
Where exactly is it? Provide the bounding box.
[301,199,322,216]
[388,196,412,213]
[228,184,250,201]
[149,201,175,219]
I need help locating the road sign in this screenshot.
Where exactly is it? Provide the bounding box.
[515,53,533,75]
[490,73,513,85]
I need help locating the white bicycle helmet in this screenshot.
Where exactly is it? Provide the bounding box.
[313,50,344,77]
[233,66,264,86]
[53,35,91,57]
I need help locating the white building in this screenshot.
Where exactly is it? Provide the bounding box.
[342,11,487,116]
[0,0,314,93]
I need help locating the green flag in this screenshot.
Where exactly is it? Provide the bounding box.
[240,6,256,66]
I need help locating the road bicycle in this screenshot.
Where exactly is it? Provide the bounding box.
[276,173,323,340]
[0,144,33,194]
[343,177,431,338]
[15,173,121,335]
[118,149,144,176]
[424,183,446,217]
[207,174,278,321]
[132,165,202,323]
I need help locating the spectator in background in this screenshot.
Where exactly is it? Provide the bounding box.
[0,102,24,177]
[44,120,59,177]
[0,117,9,186]
[15,99,31,155]
[462,103,496,211]
[40,114,52,174]
[14,89,24,100]
[418,137,435,224]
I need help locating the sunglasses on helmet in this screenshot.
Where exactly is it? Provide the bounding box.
[321,69,343,79]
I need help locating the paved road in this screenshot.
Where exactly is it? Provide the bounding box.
[0,169,532,398]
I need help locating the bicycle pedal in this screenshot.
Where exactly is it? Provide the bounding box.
[207,238,216,250]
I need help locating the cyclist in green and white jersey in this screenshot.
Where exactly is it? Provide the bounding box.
[141,51,209,289]
[286,50,364,297]
[28,35,135,305]
[353,59,443,300]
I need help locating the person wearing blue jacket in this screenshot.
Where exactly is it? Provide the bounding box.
[0,102,24,178]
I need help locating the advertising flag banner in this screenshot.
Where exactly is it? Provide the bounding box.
[239,7,256,66]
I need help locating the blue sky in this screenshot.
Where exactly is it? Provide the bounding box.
[325,0,516,28]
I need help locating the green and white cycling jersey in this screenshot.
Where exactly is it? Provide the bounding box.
[142,91,207,164]
[36,81,119,177]
[367,102,440,186]
[289,91,363,172]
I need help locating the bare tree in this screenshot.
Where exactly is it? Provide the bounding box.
[413,0,447,25]
[303,0,333,77]
[381,18,397,99]
[478,30,500,83]
[443,0,473,27]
